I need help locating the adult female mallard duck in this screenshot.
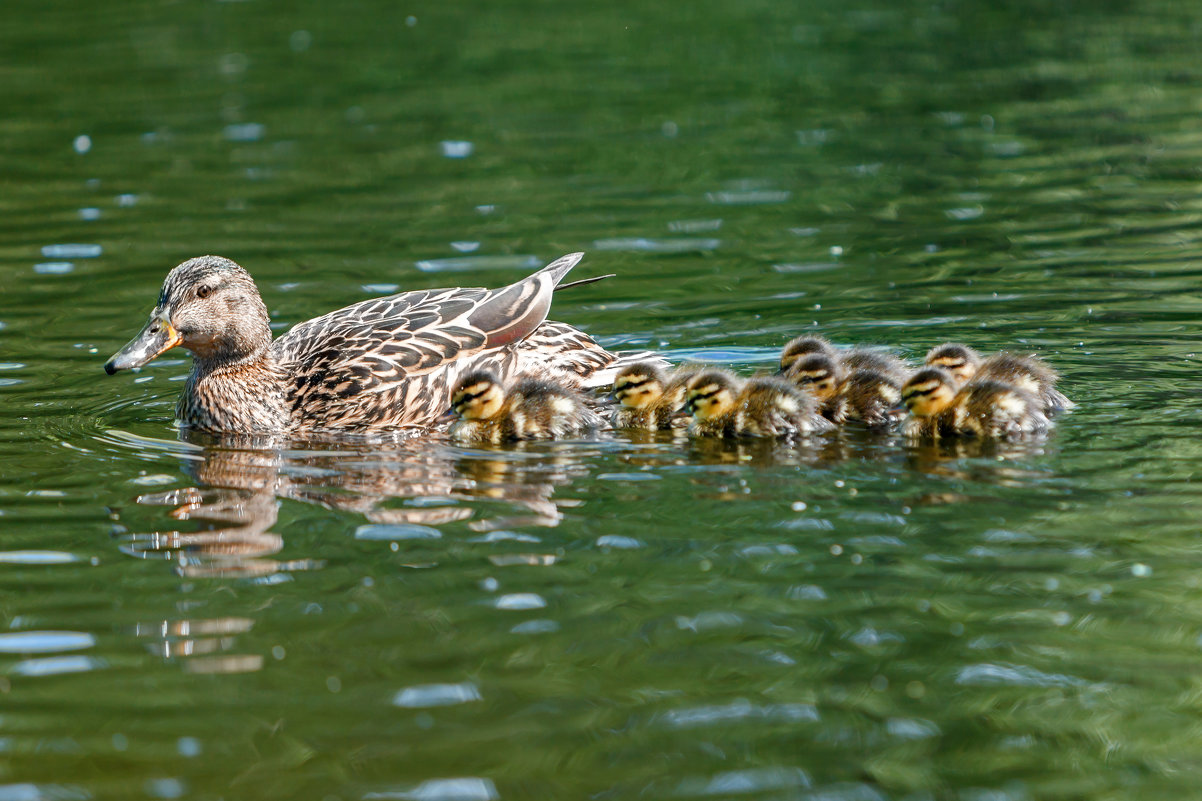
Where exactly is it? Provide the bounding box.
[446,370,603,443]
[105,253,641,434]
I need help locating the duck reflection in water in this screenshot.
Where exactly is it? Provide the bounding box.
[117,430,596,581]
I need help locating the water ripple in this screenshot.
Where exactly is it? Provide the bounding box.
[955,663,1089,688]
[392,683,482,708]
[0,631,95,654]
[365,777,498,801]
[659,699,820,729]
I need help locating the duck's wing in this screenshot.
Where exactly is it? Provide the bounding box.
[272,254,585,429]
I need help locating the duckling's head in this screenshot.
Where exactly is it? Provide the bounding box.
[106,255,271,373]
[778,335,836,374]
[743,377,804,413]
[924,343,980,384]
[450,370,505,421]
[612,362,667,410]
[783,353,843,402]
[684,370,741,421]
[901,367,958,418]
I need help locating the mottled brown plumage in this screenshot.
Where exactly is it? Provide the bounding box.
[106,253,641,434]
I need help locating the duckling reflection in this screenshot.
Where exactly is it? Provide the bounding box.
[454,442,588,529]
[904,436,1050,485]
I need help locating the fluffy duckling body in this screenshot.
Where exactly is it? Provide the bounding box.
[448,371,602,444]
[684,370,831,438]
[901,367,1048,439]
[955,379,1050,438]
[841,370,905,428]
[924,343,1071,413]
[610,363,699,431]
[842,348,911,384]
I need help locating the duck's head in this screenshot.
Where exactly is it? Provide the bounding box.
[924,343,980,384]
[450,371,505,421]
[684,370,740,421]
[612,362,667,409]
[901,367,958,418]
[105,256,271,374]
[778,335,835,374]
[783,353,842,402]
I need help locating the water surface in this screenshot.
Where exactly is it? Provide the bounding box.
[3,1,1202,799]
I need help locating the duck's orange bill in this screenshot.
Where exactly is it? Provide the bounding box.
[104,312,183,374]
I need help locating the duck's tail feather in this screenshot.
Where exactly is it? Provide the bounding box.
[555,273,615,292]
[470,253,584,349]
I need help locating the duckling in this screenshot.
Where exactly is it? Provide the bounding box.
[924,343,1071,413]
[682,369,744,437]
[684,370,831,438]
[610,363,699,431]
[954,379,1050,438]
[976,352,1072,413]
[841,369,905,429]
[447,370,602,444]
[778,335,839,374]
[923,343,980,384]
[901,367,1048,439]
[781,352,846,422]
[842,348,911,384]
[739,376,834,436]
[899,367,961,439]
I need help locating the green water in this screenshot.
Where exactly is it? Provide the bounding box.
[4,0,1202,798]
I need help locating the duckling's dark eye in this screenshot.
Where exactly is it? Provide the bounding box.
[196,285,213,299]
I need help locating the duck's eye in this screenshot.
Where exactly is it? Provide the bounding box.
[196,285,213,299]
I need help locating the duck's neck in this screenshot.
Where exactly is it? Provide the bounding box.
[178,349,291,434]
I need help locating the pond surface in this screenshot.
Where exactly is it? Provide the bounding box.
[5,0,1202,799]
